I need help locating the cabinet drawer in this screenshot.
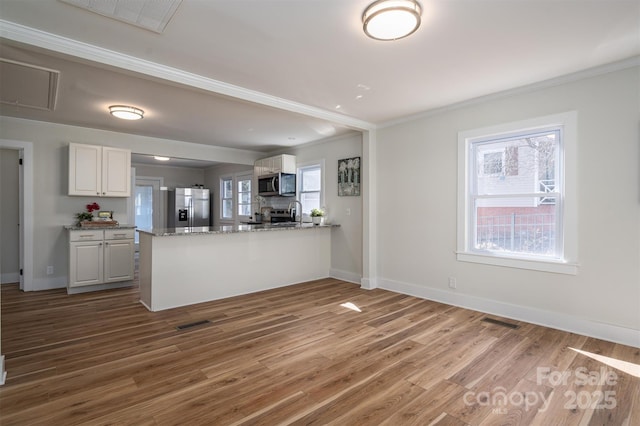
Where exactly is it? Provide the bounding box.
[69,230,104,241]
[105,229,135,240]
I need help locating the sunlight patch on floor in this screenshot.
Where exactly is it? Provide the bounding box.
[340,302,361,312]
[570,347,640,378]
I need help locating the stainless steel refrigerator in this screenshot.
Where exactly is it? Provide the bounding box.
[167,188,211,227]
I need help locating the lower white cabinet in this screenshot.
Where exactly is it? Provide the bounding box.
[68,228,134,288]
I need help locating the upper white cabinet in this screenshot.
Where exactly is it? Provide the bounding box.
[254,154,296,177]
[69,143,131,197]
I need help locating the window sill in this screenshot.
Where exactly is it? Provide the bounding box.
[456,252,579,275]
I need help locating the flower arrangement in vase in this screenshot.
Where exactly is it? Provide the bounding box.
[76,202,100,225]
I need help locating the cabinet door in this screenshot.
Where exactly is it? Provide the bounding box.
[102,147,131,197]
[104,239,134,282]
[280,154,297,174]
[271,156,282,173]
[69,143,101,196]
[69,241,103,287]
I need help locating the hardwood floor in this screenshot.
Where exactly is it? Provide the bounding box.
[1,279,638,425]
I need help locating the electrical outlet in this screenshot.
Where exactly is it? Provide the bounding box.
[346,208,351,216]
[47,266,54,275]
[448,277,456,289]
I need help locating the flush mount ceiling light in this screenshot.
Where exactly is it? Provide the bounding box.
[109,105,144,120]
[362,0,422,41]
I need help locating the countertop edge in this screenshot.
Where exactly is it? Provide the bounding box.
[139,223,340,237]
[64,225,137,230]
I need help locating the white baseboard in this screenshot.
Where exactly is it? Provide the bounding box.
[0,355,6,386]
[67,280,133,294]
[378,277,640,348]
[330,268,361,285]
[32,276,67,291]
[1,272,20,284]
[360,276,378,290]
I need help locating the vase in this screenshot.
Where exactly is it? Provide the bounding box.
[312,216,323,225]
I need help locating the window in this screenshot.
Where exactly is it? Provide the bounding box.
[297,162,324,217]
[457,112,577,274]
[221,177,233,220]
[237,174,252,219]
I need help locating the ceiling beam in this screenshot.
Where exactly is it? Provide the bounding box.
[0,19,376,132]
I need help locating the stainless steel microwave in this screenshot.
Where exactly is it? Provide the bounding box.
[258,173,296,196]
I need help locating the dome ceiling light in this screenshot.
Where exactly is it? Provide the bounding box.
[362,0,422,41]
[109,105,144,120]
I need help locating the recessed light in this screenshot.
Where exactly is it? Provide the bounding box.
[154,156,170,161]
[335,105,342,109]
[109,105,144,120]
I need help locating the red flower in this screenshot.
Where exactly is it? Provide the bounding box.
[86,202,100,212]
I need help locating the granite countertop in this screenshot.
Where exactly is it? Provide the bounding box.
[138,223,339,237]
[64,224,137,230]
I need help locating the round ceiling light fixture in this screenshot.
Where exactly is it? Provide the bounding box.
[109,105,144,120]
[362,0,422,41]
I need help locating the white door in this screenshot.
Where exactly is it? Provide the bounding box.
[134,177,162,250]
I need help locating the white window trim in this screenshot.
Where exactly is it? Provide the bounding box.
[297,159,325,222]
[237,172,253,223]
[457,111,578,275]
[220,175,233,222]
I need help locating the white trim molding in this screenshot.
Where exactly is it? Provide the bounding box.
[330,268,361,285]
[0,20,375,133]
[378,277,640,348]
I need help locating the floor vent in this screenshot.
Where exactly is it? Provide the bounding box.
[176,320,211,330]
[482,317,520,329]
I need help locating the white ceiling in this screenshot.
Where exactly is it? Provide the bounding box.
[0,0,639,159]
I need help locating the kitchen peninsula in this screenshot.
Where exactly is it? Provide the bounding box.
[137,223,337,311]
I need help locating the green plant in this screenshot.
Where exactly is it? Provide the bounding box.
[310,208,324,217]
[76,202,100,223]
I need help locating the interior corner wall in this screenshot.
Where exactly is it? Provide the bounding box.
[374,66,640,346]
[285,133,364,283]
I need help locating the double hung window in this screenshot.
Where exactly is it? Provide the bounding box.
[457,112,577,274]
[297,162,323,217]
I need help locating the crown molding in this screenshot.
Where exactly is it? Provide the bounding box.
[380,55,640,129]
[0,20,375,132]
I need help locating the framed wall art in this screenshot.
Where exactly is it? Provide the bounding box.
[338,156,360,196]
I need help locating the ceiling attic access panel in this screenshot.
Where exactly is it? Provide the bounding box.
[0,58,59,111]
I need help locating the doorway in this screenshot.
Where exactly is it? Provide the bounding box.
[134,176,163,251]
[0,140,33,292]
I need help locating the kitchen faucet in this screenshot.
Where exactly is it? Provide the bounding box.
[288,200,303,225]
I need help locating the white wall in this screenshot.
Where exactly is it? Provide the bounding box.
[132,163,206,190]
[0,149,20,283]
[375,66,640,345]
[285,133,363,283]
[204,163,254,226]
[0,117,263,290]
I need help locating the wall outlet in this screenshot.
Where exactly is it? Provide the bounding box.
[448,277,457,289]
[46,266,54,275]
[346,208,351,216]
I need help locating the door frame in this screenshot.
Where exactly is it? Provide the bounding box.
[133,176,163,250]
[0,139,33,291]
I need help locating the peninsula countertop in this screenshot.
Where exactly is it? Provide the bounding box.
[64,224,137,230]
[137,222,338,237]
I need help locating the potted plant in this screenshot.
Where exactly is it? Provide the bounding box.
[75,202,100,226]
[310,208,324,225]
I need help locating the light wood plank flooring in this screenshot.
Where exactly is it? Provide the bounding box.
[1,279,638,425]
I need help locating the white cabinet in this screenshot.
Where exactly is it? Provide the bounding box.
[254,154,296,177]
[69,143,131,197]
[68,228,134,289]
